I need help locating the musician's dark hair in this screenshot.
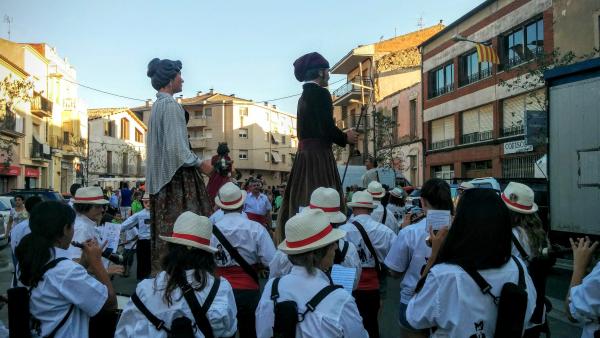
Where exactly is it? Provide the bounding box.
[288,242,335,275]
[16,201,76,287]
[420,178,454,215]
[24,196,42,213]
[160,243,215,306]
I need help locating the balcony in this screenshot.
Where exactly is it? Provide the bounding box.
[429,84,454,99]
[332,77,372,106]
[461,130,493,144]
[502,125,525,137]
[430,138,455,151]
[189,137,208,149]
[31,94,53,118]
[459,68,492,87]
[188,117,208,128]
[49,135,63,149]
[0,109,24,137]
[30,138,52,161]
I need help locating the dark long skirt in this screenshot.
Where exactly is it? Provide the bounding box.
[276,139,344,243]
[149,166,212,272]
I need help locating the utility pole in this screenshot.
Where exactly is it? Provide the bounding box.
[3,15,12,40]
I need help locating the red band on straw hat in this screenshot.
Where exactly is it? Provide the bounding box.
[220,195,243,206]
[171,232,211,245]
[75,196,105,201]
[309,204,340,212]
[501,193,532,211]
[286,225,333,248]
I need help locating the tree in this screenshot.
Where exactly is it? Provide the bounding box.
[0,75,33,167]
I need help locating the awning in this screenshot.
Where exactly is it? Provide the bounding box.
[270,133,280,144]
[271,151,282,164]
[0,165,21,176]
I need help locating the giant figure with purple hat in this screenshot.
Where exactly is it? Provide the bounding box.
[276,52,359,242]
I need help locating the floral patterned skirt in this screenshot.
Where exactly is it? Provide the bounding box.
[149,166,212,272]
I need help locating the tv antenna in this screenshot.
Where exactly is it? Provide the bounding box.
[3,15,12,40]
[417,16,424,30]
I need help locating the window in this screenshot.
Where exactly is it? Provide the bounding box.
[502,89,545,136]
[281,135,286,144]
[503,17,544,68]
[341,106,348,121]
[409,99,417,138]
[135,129,143,143]
[137,154,143,176]
[432,164,454,182]
[271,151,282,164]
[122,152,128,175]
[428,63,454,98]
[264,152,269,162]
[460,50,492,86]
[239,150,248,160]
[463,160,493,178]
[240,107,249,117]
[265,132,269,142]
[281,154,286,163]
[204,107,213,118]
[104,120,115,137]
[63,131,71,144]
[461,105,493,144]
[194,111,203,118]
[239,128,248,139]
[430,116,455,150]
[350,109,356,128]
[106,151,113,173]
[120,118,130,140]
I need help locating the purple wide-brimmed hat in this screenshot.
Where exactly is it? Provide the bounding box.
[293,52,330,82]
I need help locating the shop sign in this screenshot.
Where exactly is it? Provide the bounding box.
[0,165,21,176]
[503,140,533,155]
[25,167,40,177]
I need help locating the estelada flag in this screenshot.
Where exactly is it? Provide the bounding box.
[476,44,500,64]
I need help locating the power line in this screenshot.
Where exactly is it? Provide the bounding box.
[61,78,146,102]
[256,78,346,102]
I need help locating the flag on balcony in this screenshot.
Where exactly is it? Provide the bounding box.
[476,44,500,64]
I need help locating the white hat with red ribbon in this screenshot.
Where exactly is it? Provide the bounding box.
[215,182,247,210]
[304,187,346,224]
[501,182,538,214]
[347,190,376,209]
[367,181,386,199]
[279,208,346,254]
[73,187,109,205]
[159,211,217,253]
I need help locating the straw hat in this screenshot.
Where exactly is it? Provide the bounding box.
[215,182,247,210]
[159,211,217,253]
[279,209,346,254]
[458,181,475,191]
[73,187,109,205]
[304,187,346,224]
[501,182,538,214]
[141,191,150,200]
[347,190,376,209]
[389,187,406,199]
[367,181,385,199]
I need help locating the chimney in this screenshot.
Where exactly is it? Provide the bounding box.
[196,90,202,96]
[209,88,214,94]
[230,94,235,97]
[263,101,268,106]
[145,99,152,108]
[272,105,277,110]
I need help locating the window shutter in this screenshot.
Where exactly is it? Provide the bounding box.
[443,116,454,140]
[431,119,444,142]
[479,105,493,132]
[462,109,478,135]
[503,95,525,129]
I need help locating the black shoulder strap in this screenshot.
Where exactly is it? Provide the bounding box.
[305,285,343,312]
[511,232,530,261]
[351,221,382,273]
[270,277,281,301]
[41,257,69,275]
[180,278,220,338]
[131,293,169,333]
[212,225,259,284]
[334,241,349,265]
[340,240,349,260]
[459,264,499,304]
[45,304,74,338]
[382,206,388,225]
[512,256,526,290]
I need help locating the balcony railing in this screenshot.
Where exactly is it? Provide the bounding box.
[188,116,208,128]
[503,46,545,69]
[430,138,455,151]
[460,68,492,87]
[189,137,208,149]
[333,77,373,99]
[0,109,24,137]
[31,94,53,117]
[461,130,493,144]
[30,142,52,160]
[502,125,525,137]
[429,84,454,99]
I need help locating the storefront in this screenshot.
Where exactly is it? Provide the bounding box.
[0,165,20,193]
[25,167,40,189]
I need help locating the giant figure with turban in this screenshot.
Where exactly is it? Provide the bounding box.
[276,52,358,242]
[145,58,213,270]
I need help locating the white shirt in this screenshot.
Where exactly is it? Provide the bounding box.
[9,219,30,287]
[384,218,431,304]
[339,214,396,268]
[371,201,399,234]
[256,266,368,338]
[209,209,247,224]
[268,239,362,289]
[211,212,275,267]
[67,214,99,259]
[569,262,600,338]
[406,258,537,337]
[120,209,151,240]
[243,193,272,216]
[124,227,138,250]
[115,270,237,338]
[361,168,378,188]
[387,203,407,221]
[30,247,108,338]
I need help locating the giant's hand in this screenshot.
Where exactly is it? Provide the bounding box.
[199,159,213,175]
[345,128,359,145]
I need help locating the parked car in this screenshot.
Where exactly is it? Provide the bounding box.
[407,188,421,207]
[1,189,65,207]
[0,196,11,241]
[467,177,502,191]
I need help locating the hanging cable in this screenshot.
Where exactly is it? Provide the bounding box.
[61,78,146,102]
[256,78,346,102]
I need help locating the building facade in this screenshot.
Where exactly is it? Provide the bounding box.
[87,108,146,188]
[421,0,555,181]
[132,90,297,187]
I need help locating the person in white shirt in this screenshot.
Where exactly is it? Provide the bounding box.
[9,195,42,287]
[68,183,82,208]
[212,182,275,338]
[406,188,537,338]
[15,201,117,338]
[269,187,362,289]
[256,209,368,338]
[67,187,110,260]
[119,192,152,281]
[566,236,600,338]
[368,181,399,233]
[387,187,408,222]
[210,208,247,224]
[115,211,238,338]
[340,190,396,338]
[243,180,272,230]
[361,157,379,188]
[384,178,454,337]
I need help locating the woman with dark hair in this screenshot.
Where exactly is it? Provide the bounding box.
[276,52,358,243]
[405,189,537,337]
[5,194,28,238]
[145,58,213,270]
[207,142,234,206]
[16,201,116,337]
[384,178,454,338]
[115,212,237,338]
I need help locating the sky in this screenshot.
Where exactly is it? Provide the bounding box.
[1,0,484,114]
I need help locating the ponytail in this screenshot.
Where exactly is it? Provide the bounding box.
[15,201,76,287]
